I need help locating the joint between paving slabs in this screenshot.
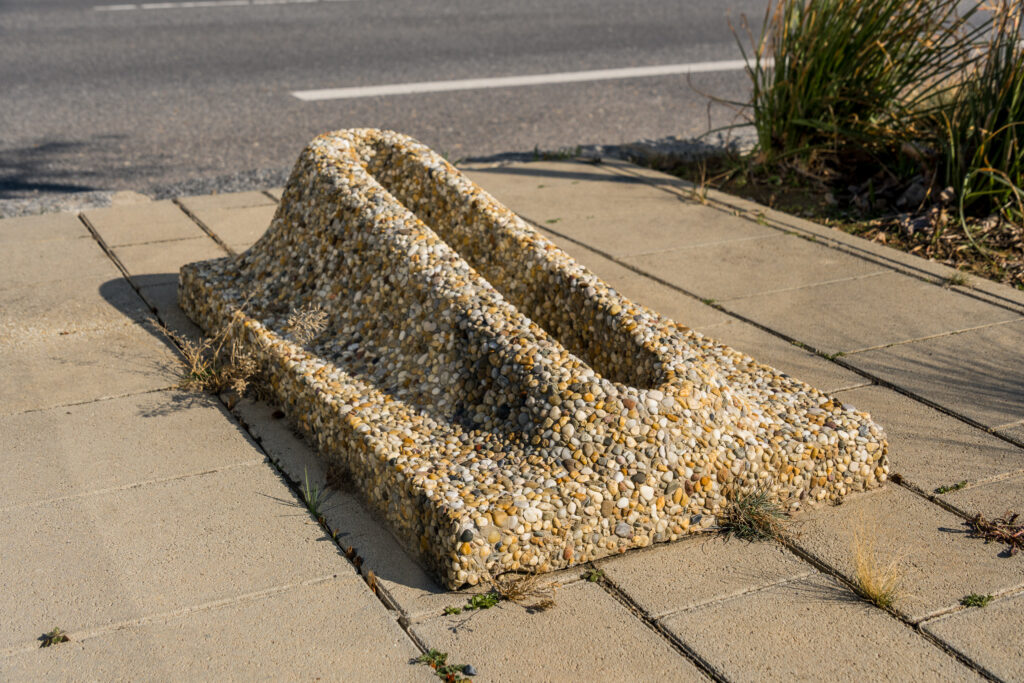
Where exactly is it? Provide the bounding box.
[916,585,1024,625]
[591,539,818,620]
[579,561,729,683]
[840,318,1024,356]
[828,352,1024,452]
[0,574,343,659]
[891,467,1024,521]
[0,385,177,420]
[605,163,1024,318]
[78,213,134,282]
[0,460,264,515]
[171,197,236,255]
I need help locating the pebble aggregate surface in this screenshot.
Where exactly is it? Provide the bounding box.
[179,129,889,589]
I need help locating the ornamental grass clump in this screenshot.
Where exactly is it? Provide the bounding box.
[938,3,1024,228]
[726,0,1024,287]
[738,0,983,173]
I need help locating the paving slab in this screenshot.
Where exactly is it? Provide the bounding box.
[661,574,982,682]
[187,203,277,253]
[598,536,813,619]
[791,486,1024,622]
[845,320,1024,430]
[941,473,1024,522]
[0,276,150,344]
[411,580,707,682]
[695,319,870,393]
[265,187,284,201]
[83,201,208,247]
[0,212,91,243]
[922,590,1024,681]
[0,323,179,416]
[178,190,276,213]
[621,234,886,302]
[112,237,226,287]
[726,271,1019,354]
[0,390,263,511]
[536,229,733,329]
[0,235,121,291]
[0,463,345,651]
[833,385,1024,494]
[0,577,427,682]
[464,162,771,258]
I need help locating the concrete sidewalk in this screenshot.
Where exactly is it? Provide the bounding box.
[2,158,1022,681]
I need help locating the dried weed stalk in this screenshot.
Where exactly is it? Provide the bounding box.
[284,303,328,345]
[161,315,257,396]
[966,511,1023,556]
[162,301,327,399]
[486,570,557,612]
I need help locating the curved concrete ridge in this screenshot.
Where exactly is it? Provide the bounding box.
[179,129,889,588]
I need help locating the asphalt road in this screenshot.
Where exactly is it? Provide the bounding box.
[1,0,768,201]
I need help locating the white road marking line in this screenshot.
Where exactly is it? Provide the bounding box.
[94,0,353,10]
[291,59,759,102]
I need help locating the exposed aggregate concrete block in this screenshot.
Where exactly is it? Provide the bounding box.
[180,129,888,588]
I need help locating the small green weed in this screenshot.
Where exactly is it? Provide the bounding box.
[960,593,994,608]
[935,480,968,494]
[464,592,500,611]
[301,467,328,521]
[443,605,462,615]
[40,628,69,647]
[720,481,790,541]
[545,218,561,224]
[414,649,475,681]
[583,568,605,582]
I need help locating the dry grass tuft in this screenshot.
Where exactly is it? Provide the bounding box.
[852,530,904,609]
